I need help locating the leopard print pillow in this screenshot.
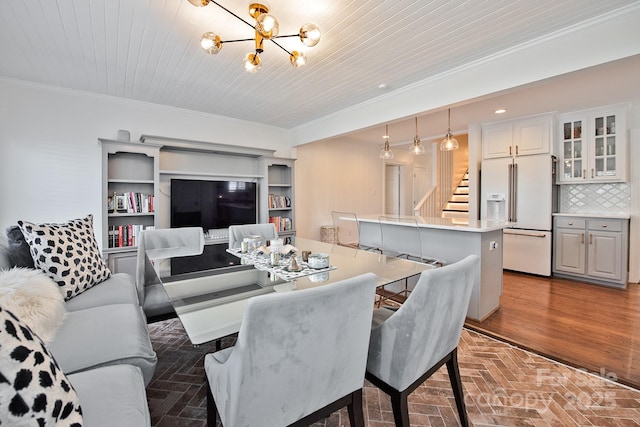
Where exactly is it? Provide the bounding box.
[17,215,111,301]
[0,305,83,425]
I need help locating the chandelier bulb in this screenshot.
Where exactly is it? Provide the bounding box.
[243,52,261,73]
[299,23,321,47]
[256,13,279,38]
[200,32,223,54]
[290,51,307,68]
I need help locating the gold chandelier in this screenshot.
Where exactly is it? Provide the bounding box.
[188,1,321,73]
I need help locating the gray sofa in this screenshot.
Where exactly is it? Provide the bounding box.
[0,231,156,426]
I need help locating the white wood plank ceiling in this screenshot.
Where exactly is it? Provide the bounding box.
[0,0,637,129]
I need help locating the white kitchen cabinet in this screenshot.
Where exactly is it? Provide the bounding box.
[557,105,627,183]
[553,215,629,288]
[482,114,552,159]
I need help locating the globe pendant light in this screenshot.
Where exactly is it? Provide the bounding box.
[409,117,426,155]
[379,125,394,160]
[440,108,459,151]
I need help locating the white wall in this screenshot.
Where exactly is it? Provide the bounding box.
[294,139,381,240]
[294,138,434,240]
[0,78,291,248]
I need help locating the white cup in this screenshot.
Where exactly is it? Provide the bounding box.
[270,238,284,253]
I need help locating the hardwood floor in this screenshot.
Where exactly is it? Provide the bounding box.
[465,271,640,390]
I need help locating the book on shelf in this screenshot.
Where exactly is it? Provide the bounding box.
[111,192,154,214]
[108,224,151,248]
[268,216,292,232]
[268,194,291,209]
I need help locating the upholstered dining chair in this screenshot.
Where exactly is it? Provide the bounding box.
[227,223,278,249]
[204,273,378,427]
[135,226,205,318]
[366,255,480,427]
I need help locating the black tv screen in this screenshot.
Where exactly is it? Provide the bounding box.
[170,179,257,231]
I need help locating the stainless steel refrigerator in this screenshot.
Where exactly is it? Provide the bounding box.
[480,155,557,276]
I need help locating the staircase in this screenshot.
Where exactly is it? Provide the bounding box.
[442,171,469,219]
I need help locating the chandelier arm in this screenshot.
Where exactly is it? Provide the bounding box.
[267,38,293,56]
[209,0,256,31]
[218,38,255,43]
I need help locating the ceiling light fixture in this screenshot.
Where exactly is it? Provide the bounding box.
[409,117,426,155]
[188,1,321,73]
[440,108,459,151]
[494,108,507,114]
[379,125,394,160]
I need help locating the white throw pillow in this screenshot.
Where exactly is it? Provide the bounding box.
[0,267,67,343]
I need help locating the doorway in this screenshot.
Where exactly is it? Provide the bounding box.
[413,165,429,209]
[384,164,401,214]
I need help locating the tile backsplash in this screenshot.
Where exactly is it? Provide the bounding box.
[559,183,630,214]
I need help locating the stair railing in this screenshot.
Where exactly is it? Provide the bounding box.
[413,185,437,217]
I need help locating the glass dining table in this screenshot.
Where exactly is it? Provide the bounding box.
[148,236,432,345]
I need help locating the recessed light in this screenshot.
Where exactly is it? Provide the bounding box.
[494,108,507,114]
[378,83,388,90]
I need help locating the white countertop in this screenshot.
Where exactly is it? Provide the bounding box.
[553,212,630,219]
[357,214,513,233]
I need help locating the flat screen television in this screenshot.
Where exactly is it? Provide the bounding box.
[170,179,257,231]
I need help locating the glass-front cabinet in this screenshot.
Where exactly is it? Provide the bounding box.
[557,105,627,184]
[592,114,617,179]
[561,119,584,181]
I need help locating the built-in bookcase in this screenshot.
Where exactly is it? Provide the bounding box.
[100,136,293,274]
[99,139,161,275]
[261,158,296,241]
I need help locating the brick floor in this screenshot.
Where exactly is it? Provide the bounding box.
[147,318,640,426]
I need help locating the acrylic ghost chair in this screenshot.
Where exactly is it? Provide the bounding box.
[366,255,480,427]
[378,215,441,265]
[204,272,378,427]
[376,215,442,306]
[331,211,382,253]
[331,211,361,249]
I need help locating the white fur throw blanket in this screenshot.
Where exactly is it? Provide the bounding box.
[0,268,67,343]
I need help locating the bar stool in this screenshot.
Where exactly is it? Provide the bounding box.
[330,211,382,253]
[377,216,442,306]
[331,211,360,249]
[378,215,442,265]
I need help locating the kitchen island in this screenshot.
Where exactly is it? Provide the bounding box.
[357,215,512,321]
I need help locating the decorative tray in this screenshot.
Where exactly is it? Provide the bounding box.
[226,248,336,281]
